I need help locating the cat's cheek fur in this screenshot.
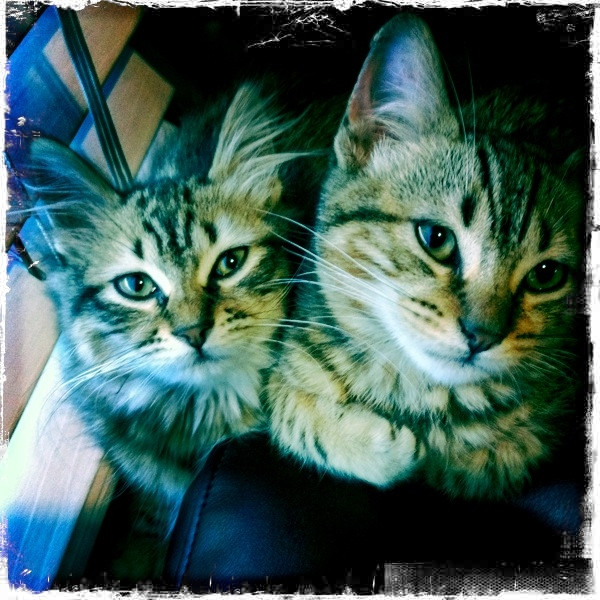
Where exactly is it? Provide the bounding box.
[372,292,486,385]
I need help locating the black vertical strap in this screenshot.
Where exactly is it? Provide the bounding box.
[57,8,133,192]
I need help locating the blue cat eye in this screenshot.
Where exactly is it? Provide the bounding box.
[524,260,568,293]
[114,272,160,300]
[416,222,457,264]
[213,246,249,279]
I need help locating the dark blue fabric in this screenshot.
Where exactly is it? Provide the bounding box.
[516,482,583,533]
[165,434,582,592]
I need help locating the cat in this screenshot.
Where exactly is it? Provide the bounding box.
[22,84,313,577]
[266,14,585,501]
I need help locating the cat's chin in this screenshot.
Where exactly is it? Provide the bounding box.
[152,347,269,389]
[161,356,235,386]
[401,345,490,386]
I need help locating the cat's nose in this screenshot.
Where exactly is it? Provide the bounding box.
[174,322,212,350]
[459,318,504,355]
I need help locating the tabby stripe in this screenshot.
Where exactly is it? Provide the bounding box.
[477,144,498,235]
[201,282,219,323]
[312,436,328,463]
[257,234,285,251]
[73,285,102,314]
[447,390,480,425]
[184,207,194,248]
[89,296,117,314]
[143,219,164,254]
[135,337,157,349]
[409,256,435,278]
[410,297,443,317]
[461,195,476,228]
[327,207,399,229]
[167,220,185,256]
[133,238,144,259]
[104,325,132,335]
[477,145,491,192]
[225,310,249,322]
[517,166,541,243]
[202,222,218,245]
[303,341,337,374]
[483,390,514,414]
[136,191,149,210]
[539,220,551,252]
[237,257,283,291]
[102,311,130,325]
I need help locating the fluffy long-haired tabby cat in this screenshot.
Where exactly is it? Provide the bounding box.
[23,85,306,567]
[267,15,584,500]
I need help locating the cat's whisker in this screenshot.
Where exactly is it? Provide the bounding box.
[440,52,469,149]
[467,54,476,147]
[279,242,404,305]
[250,335,327,371]
[292,250,407,307]
[525,350,577,376]
[275,232,389,297]
[290,275,396,309]
[247,317,399,371]
[439,48,478,204]
[271,317,402,371]
[260,211,412,300]
[56,347,154,393]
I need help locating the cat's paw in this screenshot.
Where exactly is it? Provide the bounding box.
[330,409,419,487]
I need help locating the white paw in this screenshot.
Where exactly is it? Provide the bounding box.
[330,409,418,487]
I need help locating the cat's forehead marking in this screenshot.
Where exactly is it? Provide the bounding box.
[133,238,144,259]
[201,221,218,245]
[480,142,547,249]
[538,221,551,253]
[460,195,476,228]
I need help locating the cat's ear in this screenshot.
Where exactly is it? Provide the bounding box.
[208,84,295,206]
[23,138,120,231]
[335,14,458,170]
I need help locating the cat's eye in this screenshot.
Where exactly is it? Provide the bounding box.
[213,247,249,279]
[114,272,159,300]
[416,222,457,264]
[524,260,568,293]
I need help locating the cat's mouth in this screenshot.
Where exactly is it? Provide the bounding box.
[187,347,222,367]
[460,351,479,366]
[191,349,214,363]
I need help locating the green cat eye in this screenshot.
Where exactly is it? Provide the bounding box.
[524,260,568,293]
[114,272,159,300]
[416,222,457,264]
[213,246,249,279]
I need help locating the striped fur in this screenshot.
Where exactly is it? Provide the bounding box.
[24,85,306,553]
[267,16,584,499]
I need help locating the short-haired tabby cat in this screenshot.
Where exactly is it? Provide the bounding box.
[267,15,584,499]
[23,84,311,578]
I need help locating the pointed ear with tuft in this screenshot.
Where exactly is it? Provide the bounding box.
[208,84,300,207]
[23,138,121,232]
[334,14,458,170]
